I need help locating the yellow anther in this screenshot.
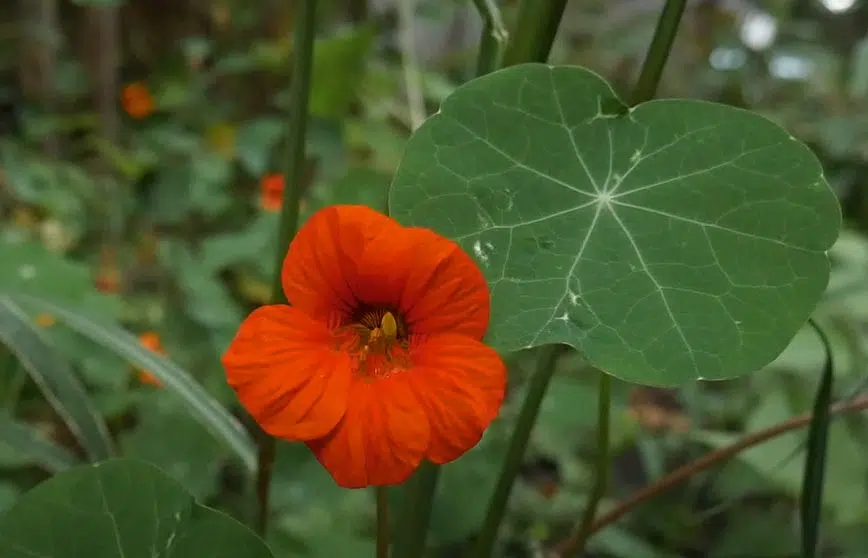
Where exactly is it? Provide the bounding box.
[369,327,383,344]
[381,312,398,341]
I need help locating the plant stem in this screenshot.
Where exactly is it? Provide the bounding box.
[270,0,317,300]
[393,461,440,558]
[256,0,317,539]
[474,345,561,558]
[801,319,834,558]
[471,0,508,76]
[557,372,611,557]
[548,394,868,556]
[377,486,391,558]
[255,431,276,535]
[396,0,425,129]
[472,3,564,552]
[501,0,567,67]
[629,0,687,105]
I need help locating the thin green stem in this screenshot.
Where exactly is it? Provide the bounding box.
[471,0,508,76]
[474,345,561,557]
[629,0,687,105]
[393,461,440,558]
[560,372,612,556]
[396,0,425,129]
[377,487,391,558]
[501,0,567,67]
[254,432,276,535]
[255,0,318,539]
[269,0,317,300]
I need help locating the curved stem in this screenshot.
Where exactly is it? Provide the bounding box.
[471,0,508,76]
[377,486,390,558]
[501,0,567,67]
[564,372,612,556]
[548,394,868,556]
[474,345,561,557]
[629,0,687,105]
[269,0,317,299]
[396,0,425,129]
[256,0,318,538]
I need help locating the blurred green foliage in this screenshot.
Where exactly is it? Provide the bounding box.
[0,0,867,557]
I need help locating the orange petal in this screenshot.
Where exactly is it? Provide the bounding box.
[407,334,506,464]
[307,375,430,488]
[222,305,352,441]
[281,205,401,323]
[139,331,163,352]
[355,227,490,339]
[138,370,162,387]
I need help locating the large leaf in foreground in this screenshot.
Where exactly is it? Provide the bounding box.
[390,63,841,386]
[0,459,274,558]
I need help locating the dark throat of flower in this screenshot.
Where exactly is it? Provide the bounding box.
[344,307,410,378]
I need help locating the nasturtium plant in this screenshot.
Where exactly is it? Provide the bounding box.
[390,63,841,386]
[0,459,273,558]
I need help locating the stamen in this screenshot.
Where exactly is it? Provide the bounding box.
[381,312,397,341]
[338,307,410,378]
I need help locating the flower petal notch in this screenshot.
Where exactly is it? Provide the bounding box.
[222,204,507,488]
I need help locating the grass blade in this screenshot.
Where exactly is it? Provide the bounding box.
[801,318,834,558]
[0,297,115,461]
[0,412,79,472]
[13,294,257,473]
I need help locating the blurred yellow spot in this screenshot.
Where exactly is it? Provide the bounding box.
[40,219,76,253]
[529,522,550,541]
[13,207,39,229]
[206,123,236,159]
[34,313,56,328]
[237,274,272,304]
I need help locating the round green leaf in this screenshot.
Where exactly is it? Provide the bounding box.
[0,458,274,558]
[389,63,840,386]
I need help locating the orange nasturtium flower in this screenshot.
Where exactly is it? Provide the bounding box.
[121,82,154,119]
[222,205,507,488]
[260,173,284,212]
[137,332,165,387]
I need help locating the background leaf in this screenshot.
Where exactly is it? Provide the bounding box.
[801,320,835,558]
[11,295,256,474]
[0,297,114,461]
[0,240,120,319]
[0,412,79,472]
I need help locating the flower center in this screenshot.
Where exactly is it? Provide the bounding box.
[339,308,410,379]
